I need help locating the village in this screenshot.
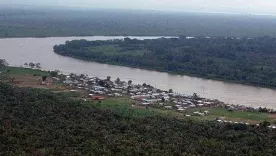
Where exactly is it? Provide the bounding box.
[2,62,276,127]
[48,71,276,127]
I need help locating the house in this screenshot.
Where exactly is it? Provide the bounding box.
[204,110,209,115]
[114,93,122,97]
[198,104,204,107]
[141,102,151,105]
[92,96,105,100]
[193,112,204,116]
[108,94,115,97]
[177,108,185,111]
[189,105,196,108]
[93,86,105,91]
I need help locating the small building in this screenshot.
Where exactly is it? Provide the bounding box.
[177,108,185,111]
[114,93,122,97]
[164,106,172,109]
[141,102,151,105]
[92,96,105,100]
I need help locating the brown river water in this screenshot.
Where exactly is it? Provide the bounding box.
[1,36,276,108]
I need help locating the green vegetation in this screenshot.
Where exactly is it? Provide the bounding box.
[186,107,271,122]
[2,83,276,155]
[0,66,49,76]
[87,45,146,56]
[54,37,276,88]
[98,98,174,118]
[2,7,276,37]
[54,91,83,98]
[99,98,274,123]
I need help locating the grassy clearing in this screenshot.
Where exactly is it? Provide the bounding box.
[90,97,176,118]
[0,67,70,91]
[92,98,157,118]
[88,45,120,56]
[186,107,273,122]
[87,45,146,56]
[87,97,276,123]
[1,67,49,76]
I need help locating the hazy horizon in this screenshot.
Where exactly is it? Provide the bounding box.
[2,0,276,15]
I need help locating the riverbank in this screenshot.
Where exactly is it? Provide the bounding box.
[2,36,276,108]
[1,66,276,124]
[54,37,276,89]
[57,53,276,90]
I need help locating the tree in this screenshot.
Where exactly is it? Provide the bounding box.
[260,121,271,128]
[168,89,173,93]
[42,76,47,81]
[79,74,85,78]
[50,71,59,77]
[98,80,105,87]
[193,93,199,99]
[107,76,111,81]
[161,97,165,102]
[115,77,121,84]
[128,80,132,86]
[35,63,41,69]
[29,62,35,68]
[258,107,269,113]
[124,37,131,42]
[0,59,8,68]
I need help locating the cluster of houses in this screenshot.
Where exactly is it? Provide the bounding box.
[131,92,222,114]
[216,119,276,129]
[55,73,276,118]
[41,72,276,129]
[217,119,250,125]
[56,73,223,115]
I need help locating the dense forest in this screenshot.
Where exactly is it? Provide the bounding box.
[1,82,276,155]
[2,6,276,37]
[54,37,276,88]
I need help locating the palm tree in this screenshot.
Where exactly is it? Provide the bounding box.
[128,80,132,86]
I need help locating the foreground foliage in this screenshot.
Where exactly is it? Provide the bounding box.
[1,83,276,155]
[55,37,276,88]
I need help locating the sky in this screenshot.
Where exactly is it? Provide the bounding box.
[2,0,276,15]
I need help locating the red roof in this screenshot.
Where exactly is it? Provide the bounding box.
[92,96,105,100]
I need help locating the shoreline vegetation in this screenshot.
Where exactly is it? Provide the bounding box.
[54,37,276,89]
[1,64,275,119]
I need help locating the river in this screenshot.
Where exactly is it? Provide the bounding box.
[1,36,276,108]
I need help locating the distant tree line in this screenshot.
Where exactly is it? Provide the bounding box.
[54,37,276,88]
[3,8,276,37]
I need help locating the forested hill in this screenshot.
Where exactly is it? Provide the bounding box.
[54,37,276,88]
[2,7,276,37]
[1,82,276,155]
